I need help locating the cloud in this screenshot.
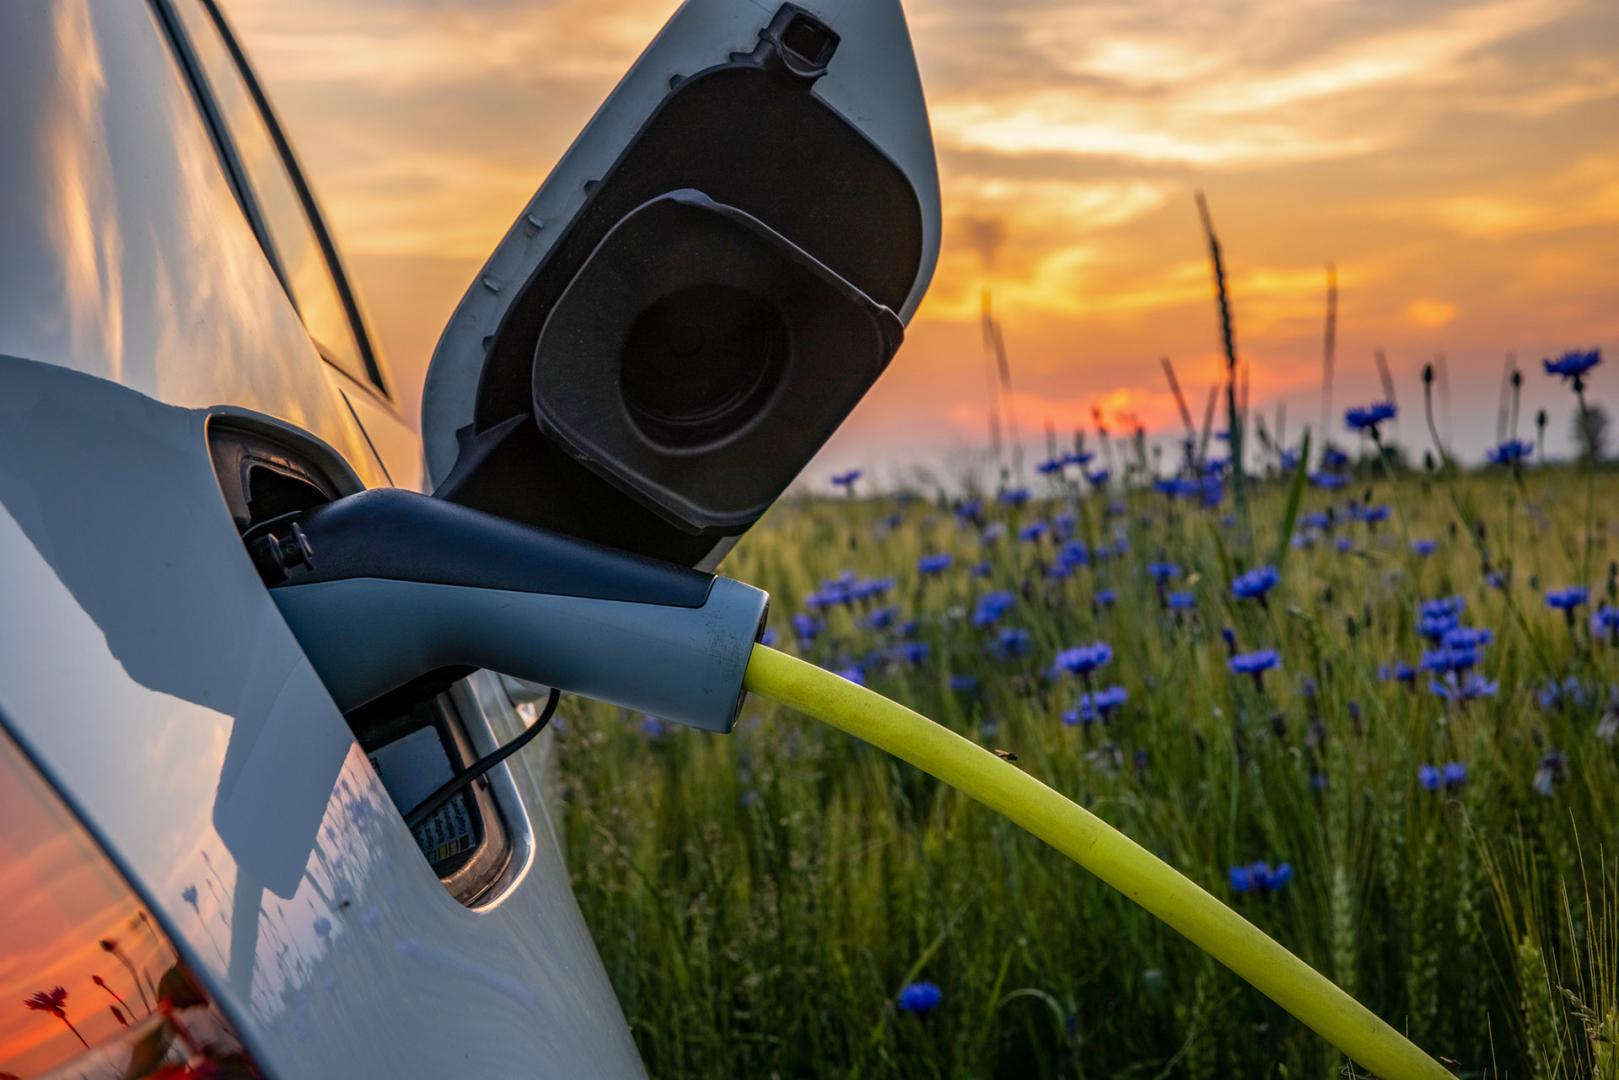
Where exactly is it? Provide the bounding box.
[1382,154,1619,239]
[920,0,1580,169]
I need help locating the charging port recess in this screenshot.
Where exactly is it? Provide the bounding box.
[208,422,513,905]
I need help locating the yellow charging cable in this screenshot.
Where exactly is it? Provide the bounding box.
[743,644,1451,1079]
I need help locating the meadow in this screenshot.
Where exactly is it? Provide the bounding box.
[554,430,1618,1077]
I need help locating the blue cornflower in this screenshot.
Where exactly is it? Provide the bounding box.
[866,606,897,631]
[806,587,845,609]
[1201,476,1225,508]
[1229,861,1292,896]
[1057,540,1089,568]
[1418,764,1441,791]
[1063,685,1128,725]
[1036,457,1065,476]
[1547,587,1589,611]
[892,641,929,666]
[917,553,953,576]
[1487,439,1534,466]
[1422,645,1480,673]
[1358,505,1391,524]
[1335,536,1353,553]
[1232,565,1279,601]
[998,487,1031,507]
[1421,596,1465,619]
[1094,588,1117,608]
[1168,591,1196,610]
[1018,521,1048,542]
[1592,606,1619,642]
[760,628,779,648]
[971,560,993,578]
[1220,626,1237,655]
[1419,610,1459,641]
[1054,642,1114,677]
[1063,450,1095,468]
[1442,626,1493,650]
[1202,457,1228,476]
[1045,562,1073,581]
[1279,449,1299,470]
[949,674,980,695]
[972,590,1016,628]
[898,619,921,638]
[831,469,863,490]
[857,577,896,602]
[1542,348,1601,381]
[1429,673,1498,701]
[1379,661,1417,684]
[791,613,821,641]
[993,627,1032,659]
[897,981,943,1014]
[1310,471,1349,490]
[1443,762,1468,790]
[1229,649,1280,684]
[1537,675,1590,711]
[1054,512,1078,538]
[1086,468,1111,486]
[640,714,671,738]
[1411,538,1438,557]
[1148,561,1180,582]
[1302,511,1331,530]
[1153,477,1201,498]
[1346,402,1397,433]
[954,499,983,522]
[1322,447,1350,469]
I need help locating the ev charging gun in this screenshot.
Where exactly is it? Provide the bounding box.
[250,489,768,732]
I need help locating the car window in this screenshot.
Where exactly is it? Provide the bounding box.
[168,0,377,390]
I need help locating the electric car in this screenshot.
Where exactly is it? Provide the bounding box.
[0,0,938,1076]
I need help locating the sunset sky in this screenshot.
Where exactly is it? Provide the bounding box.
[230,0,1618,482]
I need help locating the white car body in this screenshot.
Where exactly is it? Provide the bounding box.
[0,1,937,1076]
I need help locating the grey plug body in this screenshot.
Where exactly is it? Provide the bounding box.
[260,489,767,731]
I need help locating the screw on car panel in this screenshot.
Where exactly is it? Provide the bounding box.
[480,276,501,293]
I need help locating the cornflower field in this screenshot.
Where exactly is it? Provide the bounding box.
[556,373,1618,1077]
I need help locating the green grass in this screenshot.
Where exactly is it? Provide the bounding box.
[556,463,1619,1078]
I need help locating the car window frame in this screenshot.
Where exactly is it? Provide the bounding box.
[148,0,393,400]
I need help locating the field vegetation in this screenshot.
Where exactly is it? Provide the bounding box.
[557,423,1618,1076]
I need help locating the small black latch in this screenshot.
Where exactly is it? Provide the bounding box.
[245,515,314,585]
[754,4,839,83]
